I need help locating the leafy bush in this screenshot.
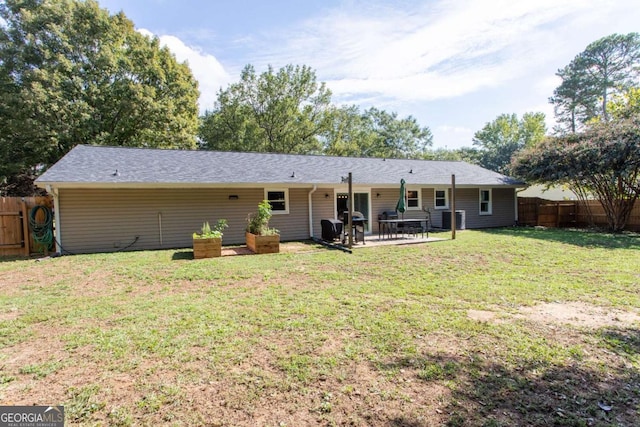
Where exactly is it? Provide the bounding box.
[193,219,228,239]
[246,200,279,236]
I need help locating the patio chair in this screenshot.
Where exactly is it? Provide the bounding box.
[405,220,428,238]
[378,211,398,238]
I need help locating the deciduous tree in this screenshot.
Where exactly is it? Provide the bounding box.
[0,0,200,194]
[607,87,640,120]
[199,64,332,154]
[512,116,640,232]
[322,106,433,158]
[472,112,546,174]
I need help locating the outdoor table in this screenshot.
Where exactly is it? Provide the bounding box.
[378,219,428,239]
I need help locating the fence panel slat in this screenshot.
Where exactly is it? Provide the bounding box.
[518,197,640,231]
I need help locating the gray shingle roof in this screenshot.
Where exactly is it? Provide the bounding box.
[36,145,524,187]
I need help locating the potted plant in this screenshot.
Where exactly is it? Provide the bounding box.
[192,219,228,259]
[245,200,280,254]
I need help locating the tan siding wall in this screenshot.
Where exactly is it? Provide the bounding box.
[371,189,400,215]
[429,188,516,229]
[371,187,516,230]
[268,188,310,241]
[311,189,336,238]
[463,188,515,228]
[370,188,426,234]
[59,187,312,254]
[58,186,517,253]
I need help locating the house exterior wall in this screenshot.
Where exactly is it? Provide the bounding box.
[455,187,516,228]
[57,185,517,253]
[269,187,310,241]
[58,187,311,254]
[425,187,516,229]
[311,189,336,238]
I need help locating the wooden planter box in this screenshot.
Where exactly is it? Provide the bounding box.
[245,232,280,254]
[193,237,222,259]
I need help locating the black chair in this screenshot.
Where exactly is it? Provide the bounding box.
[405,220,428,238]
[320,219,343,241]
[378,211,399,238]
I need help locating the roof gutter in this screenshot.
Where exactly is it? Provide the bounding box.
[308,185,317,238]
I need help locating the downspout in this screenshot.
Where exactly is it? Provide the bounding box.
[158,212,163,246]
[514,187,524,225]
[308,185,317,238]
[47,185,61,254]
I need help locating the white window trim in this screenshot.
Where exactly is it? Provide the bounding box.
[406,188,422,210]
[479,188,492,215]
[264,188,289,215]
[434,188,449,210]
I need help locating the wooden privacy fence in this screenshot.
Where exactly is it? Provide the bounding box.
[0,196,54,257]
[518,197,640,231]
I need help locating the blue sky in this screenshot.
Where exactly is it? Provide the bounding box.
[99,0,639,149]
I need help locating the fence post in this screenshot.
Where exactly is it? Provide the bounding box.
[21,201,30,257]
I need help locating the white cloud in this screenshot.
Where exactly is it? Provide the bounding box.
[129,0,637,127]
[248,0,615,106]
[138,29,232,112]
[433,125,474,150]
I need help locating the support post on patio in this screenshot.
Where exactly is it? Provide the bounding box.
[451,174,456,240]
[348,172,353,249]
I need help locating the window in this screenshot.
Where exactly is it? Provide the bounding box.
[434,189,448,209]
[265,189,289,214]
[406,189,421,209]
[480,189,492,215]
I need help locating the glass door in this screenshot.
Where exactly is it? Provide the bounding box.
[336,192,370,232]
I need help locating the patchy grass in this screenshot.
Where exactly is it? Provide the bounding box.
[0,228,639,426]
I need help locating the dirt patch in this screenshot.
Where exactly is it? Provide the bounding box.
[467,303,640,329]
[519,302,640,328]
[0,308,20,321]
[467,309,503,323]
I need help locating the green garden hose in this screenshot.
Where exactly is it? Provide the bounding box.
[29,205,54,252]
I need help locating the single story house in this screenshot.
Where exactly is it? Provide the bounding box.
[35,145,524,254]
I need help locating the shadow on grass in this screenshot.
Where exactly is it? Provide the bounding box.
[0,255,28,263]
[596,326,640,357]
[172,251,194,260]
[378,350,640,427]
[478,227,640,250]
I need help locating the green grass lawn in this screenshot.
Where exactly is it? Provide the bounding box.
[1,228,639,426]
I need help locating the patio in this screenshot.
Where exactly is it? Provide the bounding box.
[344,234,446,249]
[214,234,446,257]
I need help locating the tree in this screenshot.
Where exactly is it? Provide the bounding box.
[322,105,433,158]
[472,112,546,174]
[550,33,640,133]
[0,0,200,194]
[607,87,640,120]
[199,64,332,154]
[512,116,640,232]
[549,64,599,134]
[362,107,433,159]
[321,105,376,157]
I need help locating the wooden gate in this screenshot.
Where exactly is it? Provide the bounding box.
[0,196,54,257]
